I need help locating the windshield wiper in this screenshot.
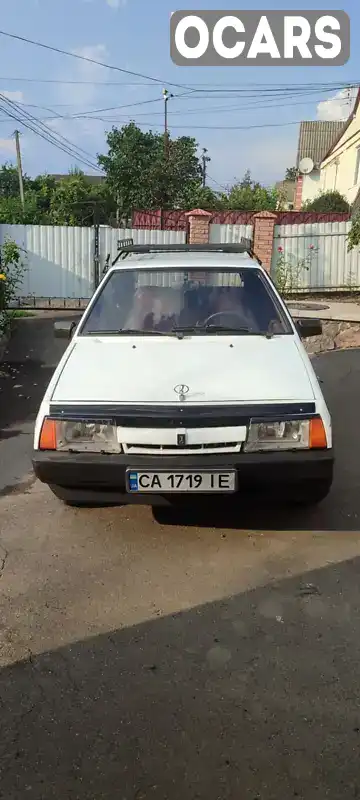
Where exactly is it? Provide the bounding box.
[172,325,275,338]
[85,328,175,336]
[173,324,251,336]
[202,325,275,338]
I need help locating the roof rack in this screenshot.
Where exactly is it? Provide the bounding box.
[112,238,262,266]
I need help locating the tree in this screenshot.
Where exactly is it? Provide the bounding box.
[223,170,279,211]
[285,166,297,181]
[302,191,350,213]
[0,194,47,225]
[30,174,56,219]
[49,171,115,226]
[0,164,116,226]
[98,122,203,218]
[181,184,225,211]
[0,164,31,199]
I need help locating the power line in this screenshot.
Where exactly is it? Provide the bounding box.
[4,85,351,126]
[0,114,301,130]
[73,89,194,119]
[0,93,102,165]
[0,94,102,171]
[74,97,164,117]
[77,92,353,120]
[0,33,357,98]
[0,29,192,91]
[0,75,358,90]
[207,174,230,192]
[0,93,99,169]
[61,83,358,122]
[83,119,305,131]
[0,77,180,86]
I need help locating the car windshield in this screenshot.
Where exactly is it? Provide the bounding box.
[80,267,291,336]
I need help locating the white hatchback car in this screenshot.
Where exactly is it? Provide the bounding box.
[32,242,334,508]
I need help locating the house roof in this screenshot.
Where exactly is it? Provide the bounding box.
[50,173,105,184]
[296,121,345,169]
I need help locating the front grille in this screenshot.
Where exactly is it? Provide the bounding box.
[123,442,241,455]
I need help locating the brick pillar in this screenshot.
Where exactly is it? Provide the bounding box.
[253,211,277,273]
[185,209,212,244]
[294,175,303,211]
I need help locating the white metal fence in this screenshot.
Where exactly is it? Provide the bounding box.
[0,225,94,301]
[99,227,185,262]
[210,223,254,245]
[0,224,186,303]
[4,219,360,302]
[271,221,360,291]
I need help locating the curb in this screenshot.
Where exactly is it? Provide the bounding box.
[0,314,11,362]
[0,331,9,362]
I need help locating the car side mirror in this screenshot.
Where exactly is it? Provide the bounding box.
[54,320,77,339]
[296,318,322,339]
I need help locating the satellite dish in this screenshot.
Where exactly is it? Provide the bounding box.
[299,157,314,175]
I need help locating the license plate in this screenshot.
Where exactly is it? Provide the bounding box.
[126,470,236,494]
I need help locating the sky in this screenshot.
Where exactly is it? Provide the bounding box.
[0,0,359,191]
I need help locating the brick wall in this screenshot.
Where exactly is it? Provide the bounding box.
[252,211,277,272]
[184,208,276,271]
[294,176,304,211]
[185,209,212,244]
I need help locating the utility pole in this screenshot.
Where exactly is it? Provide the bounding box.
[201,147,211,188]
[162,89,173,221]
[163,88,173,161]
[14,130,25,211]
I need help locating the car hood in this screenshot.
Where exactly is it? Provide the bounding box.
[51,335,315,405]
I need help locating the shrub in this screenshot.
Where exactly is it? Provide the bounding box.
[302,191,349,213]
[274,244,317,295]
[348,213,360,251]
[0,239,26,337]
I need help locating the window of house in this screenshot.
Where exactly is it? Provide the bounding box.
[355,148,360,186]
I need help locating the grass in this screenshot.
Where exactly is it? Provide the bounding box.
[8,309,36,318]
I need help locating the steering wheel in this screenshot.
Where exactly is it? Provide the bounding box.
[202,310,249,328]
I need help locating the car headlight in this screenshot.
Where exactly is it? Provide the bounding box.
[244,418,327,453]
[39,418,121,453]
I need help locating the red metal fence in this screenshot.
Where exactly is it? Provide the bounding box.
[132,209,351,231]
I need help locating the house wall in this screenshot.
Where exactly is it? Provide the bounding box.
[294,173,321,210]
[320,109,360,204]
[301,172,321,204]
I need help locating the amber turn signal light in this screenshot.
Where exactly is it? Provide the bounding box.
[39,418,57,450]
[309,418,327,449]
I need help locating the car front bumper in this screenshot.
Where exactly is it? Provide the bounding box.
[32,449,334,506]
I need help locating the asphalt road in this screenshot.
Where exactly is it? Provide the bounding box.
[2,316,360,800]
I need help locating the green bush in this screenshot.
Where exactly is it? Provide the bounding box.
[0,238,26,336]
[302,191,350,213]
[274,244,317,295]
[348,213,360,251]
